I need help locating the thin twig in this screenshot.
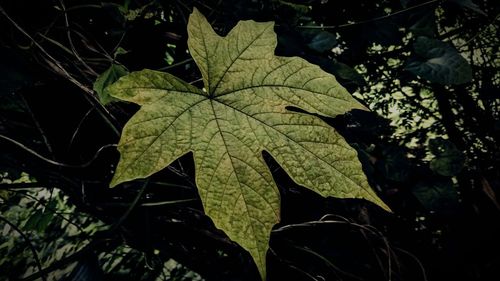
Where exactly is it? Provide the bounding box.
[140,198,197,207]
[290,244,362,280]
[158,58,193,71]
[67,107,95,152]
[297,0,442,29]
[0,4,120,136]
[273,215,393,280]
[0,134,116,168]
[394,247,428,281]
[64,4,103,11]
[109,179,149,232]
[0,4,93,95]
[0,182,45,189]
[148,180,193,190]
[36,32,74,56]
[19,94,55,157]
[58,0,99,76]
[268,248,321,281]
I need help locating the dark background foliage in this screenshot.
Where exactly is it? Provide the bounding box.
[0,0,499,280]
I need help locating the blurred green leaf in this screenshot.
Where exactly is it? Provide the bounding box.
[451,0,487,16]
[406,36,472,85]
[329,59,365,85]
[24,207,54,233]
[409,10,436,37]
[0,190,9,200]
[375,146,410,182]
[413,179,460,214]
[429,138,465,176]
[113,47,129,58]
[306,31,337,53]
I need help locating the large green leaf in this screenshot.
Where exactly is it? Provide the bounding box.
[107,8,389,279]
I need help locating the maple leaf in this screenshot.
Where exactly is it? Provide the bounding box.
[107,8,389,280]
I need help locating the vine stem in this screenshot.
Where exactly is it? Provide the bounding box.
[0,4,121,136]
[109,179,149,232]
[297,0,442,29]
[0,134,116,168]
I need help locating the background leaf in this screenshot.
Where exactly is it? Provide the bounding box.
[305,30,337,53]
[93,64,129,105]
[406,36,472,85]
[451,0,487,16]
[429,138,465,176]
[412,179,460,214]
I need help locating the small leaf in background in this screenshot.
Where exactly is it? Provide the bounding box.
[93,64,129,105]
[306,31,337,53]
[113,47,129,58]
[0,190,9,200]
[413,179,460,214]
[429,138,465,176]
[405,36,472,85]
[24,208,54,233]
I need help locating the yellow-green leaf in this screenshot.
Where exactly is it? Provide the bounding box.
[108,8,389,280]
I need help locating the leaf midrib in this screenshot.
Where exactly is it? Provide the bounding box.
[121,91,371,200]
[215,84,348,104]
[208,99,265,268]
[209,23,273,96]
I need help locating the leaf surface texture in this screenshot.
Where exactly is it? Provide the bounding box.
[108,8,389,279]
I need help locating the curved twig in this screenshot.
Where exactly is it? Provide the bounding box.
[0,134,116,168]
[297,0,442,30]
[109,179,149,232]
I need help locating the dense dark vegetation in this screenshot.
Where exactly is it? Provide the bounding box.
[0,0,498,280]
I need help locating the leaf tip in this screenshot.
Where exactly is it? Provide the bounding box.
[366,191,392,212]
[379,201,393,213]
[357,103,370,112]
[109,176,122,188]
[190,6,203,19]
